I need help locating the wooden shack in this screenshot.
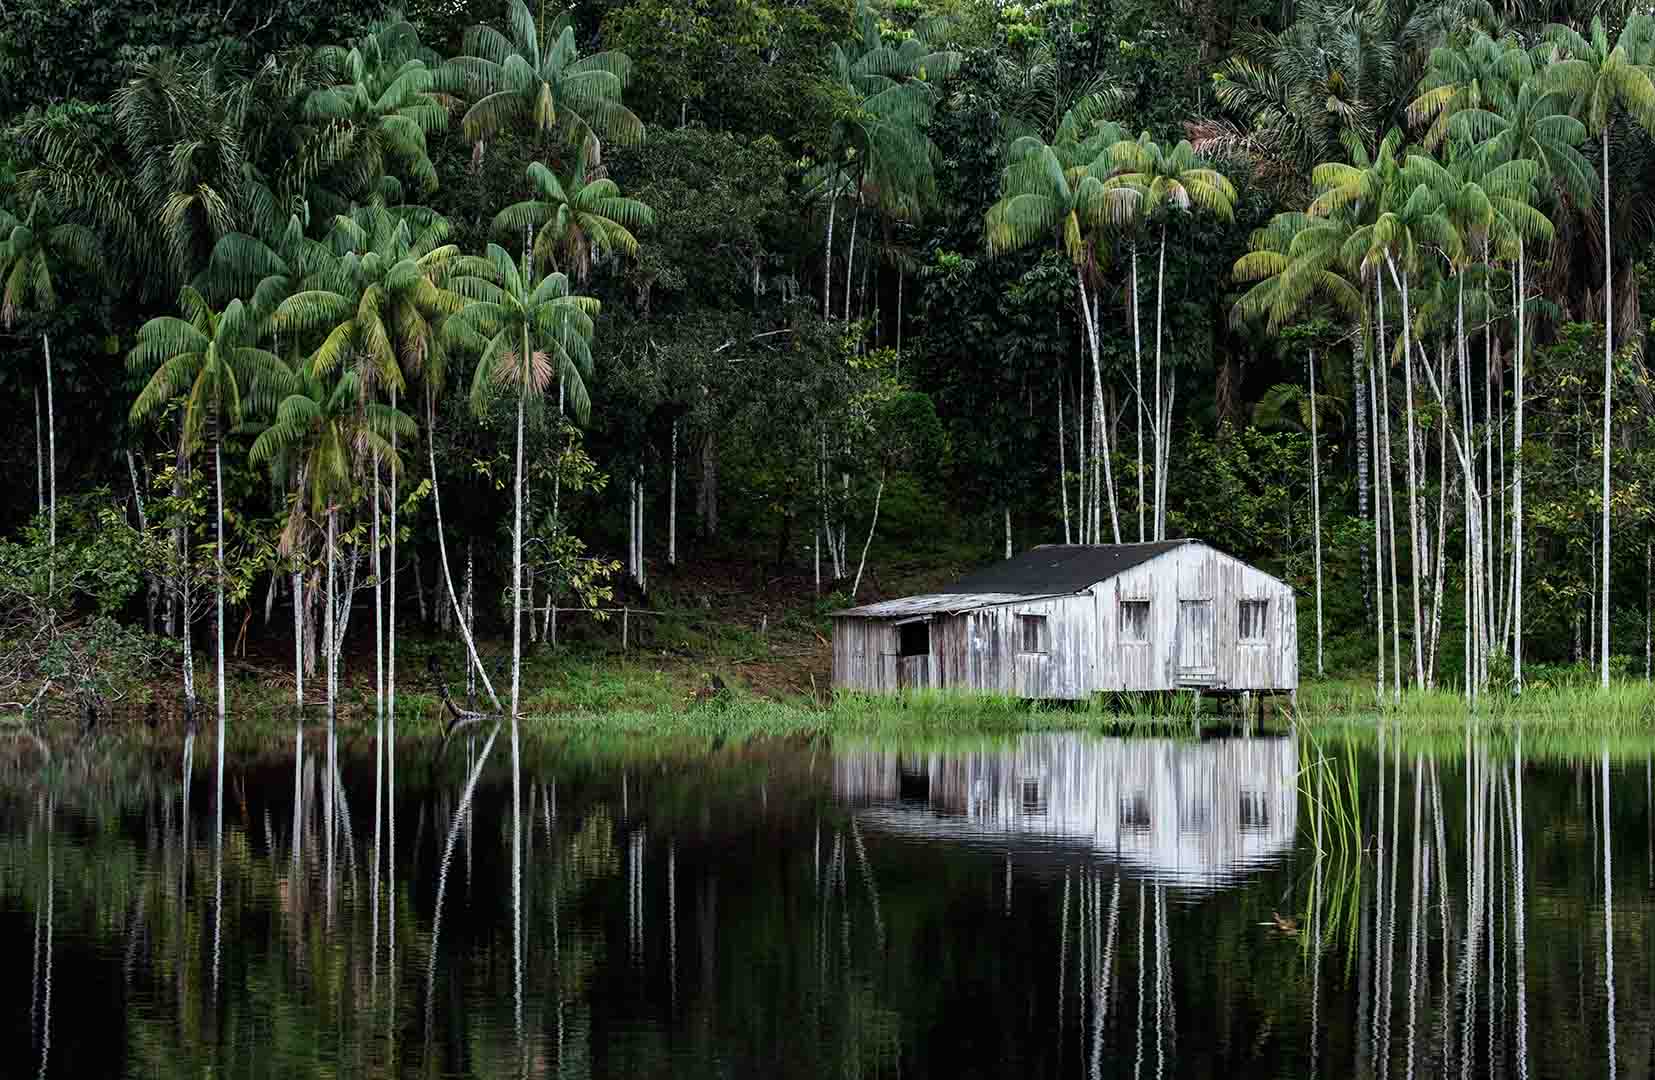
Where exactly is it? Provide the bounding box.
[831,540,1297,699]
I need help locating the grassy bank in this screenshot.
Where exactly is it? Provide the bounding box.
[1299,676,1655,729]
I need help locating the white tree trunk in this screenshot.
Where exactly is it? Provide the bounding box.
[44,333,55,564]
[389,387,398,733]
[822,192,837,318]
[1158,380,1174,539]
[293,566,304,712]
[1600,128,1613,688]
[1153,232,1167,539]
[844,199,859,324]
[373,455,384,728]
[1058,369,1071,544]
[1378,273,1402,701]
[1355,346,1371,617]
[1077,350,1088,544]
[669,419,678,567]
[427,389,502,711]
[35,387,44,516]
[215,438,226,776]
[511,375,526,728]
[1513,241,1526,691]
[326,506,337,728]
[1367,331,1385,704]
[1132,247,1145,543]
[1309,348,1323,678]
[182,521,195,714]
[851,469,885,599]
[1004,506,1012,559]
[1076,269,1121,542]
[1387,258,1425,688]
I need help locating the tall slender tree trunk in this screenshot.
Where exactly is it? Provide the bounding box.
[844,198,859,324]
[1482,281,1496,660]
[1076,269,1121,542]
[1310,348,1323,677]
[1426,345,1449,690]
[325,506,337,728]
[1058,369,1071,545]
[35,387,44,516]
[44,334,56,561]
[822,192,837,318]
[1153,231,1167,539]
[1368,322,1386,705]
[1378,273,1402,700]
[389,386,398,736]
[1600,128,1614,689]
[851,468,885,599]
[293,562,304,713]
[1388,259,1425,687]
[669,419,678,567]
[1158,380,1174,540]
[1077,360,1089,544]
[373,455,384,731]
[1132,247,1145,542]
[1513,241,1526,691]
[511,365,526,729]
[214,438,226,778]
[427,388,502,711]
[1355,347,1371,618]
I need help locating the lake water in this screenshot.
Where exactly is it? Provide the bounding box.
[1,725,1648,1078]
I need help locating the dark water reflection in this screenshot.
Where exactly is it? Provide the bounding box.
[0,726,1649,1078]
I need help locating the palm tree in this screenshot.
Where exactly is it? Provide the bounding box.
[274,204,496,713]
[986,102,1130,543]
[1104,135,1237,539]
[0,193,99,569]
[1453,74,1587,692]
[1320,143,1460,689]
[1407,31,1519,151]
[129,289,294,760]
[817,5,960,319]
[449,0,642,155]
[20,58,283,297]
[447,243,596,979]
[447,242,598,728]
[307,16,451,202]
[492,143,655,281]
[1543,14,1655,688]
[249,361,413,723]
[1208,0,1469,193]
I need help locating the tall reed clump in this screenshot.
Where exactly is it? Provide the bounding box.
[1299,732,1363,970]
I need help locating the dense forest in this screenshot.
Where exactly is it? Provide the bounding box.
[4,0,1655,720]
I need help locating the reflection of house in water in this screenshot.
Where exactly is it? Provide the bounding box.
[835,735,1297,891]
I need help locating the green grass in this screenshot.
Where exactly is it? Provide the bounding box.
[1296,676,1655,731]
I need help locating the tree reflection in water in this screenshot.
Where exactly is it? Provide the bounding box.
[0,729,1650,1078]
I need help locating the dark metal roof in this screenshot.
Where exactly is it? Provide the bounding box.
[937,540,1195,595]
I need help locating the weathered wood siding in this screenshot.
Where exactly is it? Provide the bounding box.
[1093,544,1297,692]
[832,594,1096,698]
[833,542,1297,696]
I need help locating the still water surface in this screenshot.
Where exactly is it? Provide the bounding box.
[1,727,1648,1077]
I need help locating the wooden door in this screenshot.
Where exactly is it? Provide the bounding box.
[896,655,930,690]
[1177,600,1215,682]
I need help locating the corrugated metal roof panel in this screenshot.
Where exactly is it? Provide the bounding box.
[936,540,1193,595]
[832,592,1065,619]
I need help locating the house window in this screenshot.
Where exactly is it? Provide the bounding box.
[1018,614,1047,653]
[1119,600,1150,643]
[1239,600,1269,643]
[897,621,930,658]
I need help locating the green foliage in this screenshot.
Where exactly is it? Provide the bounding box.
[0,494,157,712]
